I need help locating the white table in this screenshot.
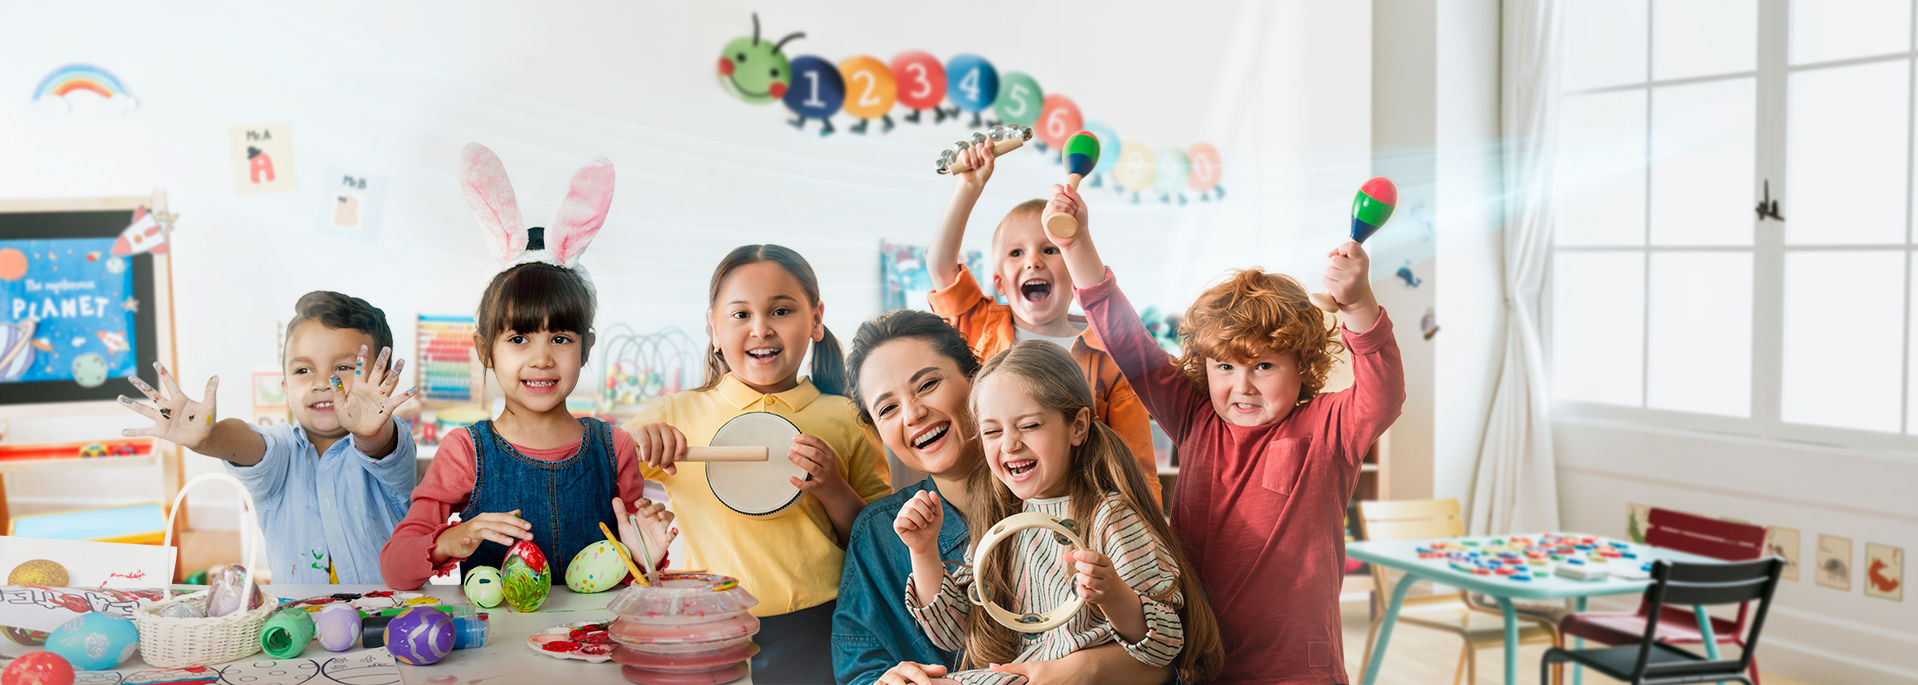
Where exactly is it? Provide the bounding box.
[1,584,763,684]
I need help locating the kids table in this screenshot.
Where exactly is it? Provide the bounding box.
[1345,533,1720,685]
[0,584,763,684]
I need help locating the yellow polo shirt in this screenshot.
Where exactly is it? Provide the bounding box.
[626,375,891,616]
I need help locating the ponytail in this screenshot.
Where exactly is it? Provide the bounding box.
[809,326,847,397]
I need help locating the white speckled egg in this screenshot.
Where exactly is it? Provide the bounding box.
[564,539,631,593]
[463,566,504,608]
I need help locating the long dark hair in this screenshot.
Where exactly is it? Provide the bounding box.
[963,341,1225,682]
[846,309,980,426]
[695,244,846,396]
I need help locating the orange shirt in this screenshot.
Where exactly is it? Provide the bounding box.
[927,266,1162,506]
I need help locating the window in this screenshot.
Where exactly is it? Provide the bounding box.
[1549,0,1918,450]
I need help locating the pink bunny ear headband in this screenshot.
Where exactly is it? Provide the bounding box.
[458,142,614,298]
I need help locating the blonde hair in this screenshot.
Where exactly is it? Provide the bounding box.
[963,341,1224,682]
[1177,268,1344,403]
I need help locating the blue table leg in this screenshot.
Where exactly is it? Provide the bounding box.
[1694,605,1720,658]
[1360,572,1416,685]
[1497,597,1519,685]
[1573,596,1587,685]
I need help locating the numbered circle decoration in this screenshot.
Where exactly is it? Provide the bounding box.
[837,55,897,119]
[1036,94,1084,150]
[1153,146,1191,200]
[1186,142,1223,194]
[992,72,1043,126]
[1112,142,1157,195]
[783,55,845,119]
[890,51,947,111]
[1081,121,1121,179]
[945,54,999,113]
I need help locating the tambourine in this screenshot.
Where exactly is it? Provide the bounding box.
[965,511,1086,633]
[704,412,806,519]
[935,124,1033,175]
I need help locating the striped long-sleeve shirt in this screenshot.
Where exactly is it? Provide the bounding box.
[904,493,1184,685]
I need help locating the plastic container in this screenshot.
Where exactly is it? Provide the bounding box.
[620,661,748,685]
[609,612,758,646]
[606,573,758,625]
[612,643,758,671]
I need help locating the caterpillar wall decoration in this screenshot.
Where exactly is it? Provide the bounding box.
[717,14,1225,205]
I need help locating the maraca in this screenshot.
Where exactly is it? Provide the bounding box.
[1308,177,1398,312]
[1042,131,1101,238]
[937,124,1032,175]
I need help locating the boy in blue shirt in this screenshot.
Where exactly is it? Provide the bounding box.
[119,291,419,584]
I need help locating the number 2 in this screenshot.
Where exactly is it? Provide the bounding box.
[853,71,880,107]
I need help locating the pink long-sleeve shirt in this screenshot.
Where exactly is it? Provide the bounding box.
[378,426,649,590]
[1078,269,1405,684]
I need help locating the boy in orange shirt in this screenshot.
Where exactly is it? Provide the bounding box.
[926,140,1160,505]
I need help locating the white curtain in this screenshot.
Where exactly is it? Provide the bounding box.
[1470,0,1564,536]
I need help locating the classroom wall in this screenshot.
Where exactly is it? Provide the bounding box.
[0,2,1377,526]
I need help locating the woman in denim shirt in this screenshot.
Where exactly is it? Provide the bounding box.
[834,310,1171,685]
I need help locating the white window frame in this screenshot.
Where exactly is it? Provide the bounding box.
[1547,0,1918,456]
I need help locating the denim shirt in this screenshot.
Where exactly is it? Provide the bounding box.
[833,477,970,685]
[224,420,416,584]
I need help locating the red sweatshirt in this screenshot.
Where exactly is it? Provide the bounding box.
[1078,269,1405,684]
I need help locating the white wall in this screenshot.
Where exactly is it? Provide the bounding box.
[0,1,1372,524]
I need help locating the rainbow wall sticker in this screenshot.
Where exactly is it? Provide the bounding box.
[718,14,1224,206]
[31,64,139,114]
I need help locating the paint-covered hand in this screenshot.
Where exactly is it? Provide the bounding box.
[892,490,944,554]
[1071,548,1137,611]
[613,496,676,571]
[435,510,533,562]
[119,362,218,451]
[335,345,419,451]
[787,433,852,496]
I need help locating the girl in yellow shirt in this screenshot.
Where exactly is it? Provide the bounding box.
[626,244,891,681]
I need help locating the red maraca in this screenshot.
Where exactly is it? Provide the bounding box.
[1308,177,1397,312]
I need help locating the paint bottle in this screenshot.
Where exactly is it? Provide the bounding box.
[452,614,488,649]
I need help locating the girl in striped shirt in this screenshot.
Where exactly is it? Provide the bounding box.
[891,341,1224,685]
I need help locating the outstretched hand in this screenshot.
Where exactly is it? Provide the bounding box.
[119,362,218,451]
[335,345,420,447]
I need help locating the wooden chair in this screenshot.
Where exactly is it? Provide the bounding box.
[1541,557,1783,684]
[1356,499,1561,685]
[1554,508,1768,684]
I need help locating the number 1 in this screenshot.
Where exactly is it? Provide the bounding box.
[803,71,825,107]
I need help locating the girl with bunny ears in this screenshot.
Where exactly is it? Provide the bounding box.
[379,143,675,590]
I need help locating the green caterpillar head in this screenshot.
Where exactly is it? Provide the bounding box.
[718,14,801,104]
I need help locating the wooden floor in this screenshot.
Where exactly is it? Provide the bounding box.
[1338,600,1816,685]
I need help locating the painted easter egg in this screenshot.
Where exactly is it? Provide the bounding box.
[501,540,551,613]
[462,566,505,608]
[261,607,315,659]
[4,625,51,646]
[565,539,631,594]
[0,651,74,685]
[45,612,139,670]
[9,559,70,586]
[314,604,362,652]
[204,565,265,618]
[384,606,454,666]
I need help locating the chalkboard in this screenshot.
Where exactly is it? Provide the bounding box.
[0,201,168,408]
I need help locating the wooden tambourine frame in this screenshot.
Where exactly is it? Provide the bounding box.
[966,511,1086,633]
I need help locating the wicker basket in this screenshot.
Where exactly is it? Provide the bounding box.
[131,473,278,668]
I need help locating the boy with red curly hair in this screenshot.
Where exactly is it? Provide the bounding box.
[1048,186,1405,684]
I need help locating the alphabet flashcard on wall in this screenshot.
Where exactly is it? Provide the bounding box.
[1816,534,1852,592]
[1865,543,1902,601]
[1765,525,1801,582]
[228,124,297,194]
[315,167,385,240]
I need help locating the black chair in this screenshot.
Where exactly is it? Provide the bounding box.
[1539,557,1783,685]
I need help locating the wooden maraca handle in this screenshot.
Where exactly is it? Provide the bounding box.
[1042,174,1086,238]
[682,446,769,462]
[938,125,1033,175]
